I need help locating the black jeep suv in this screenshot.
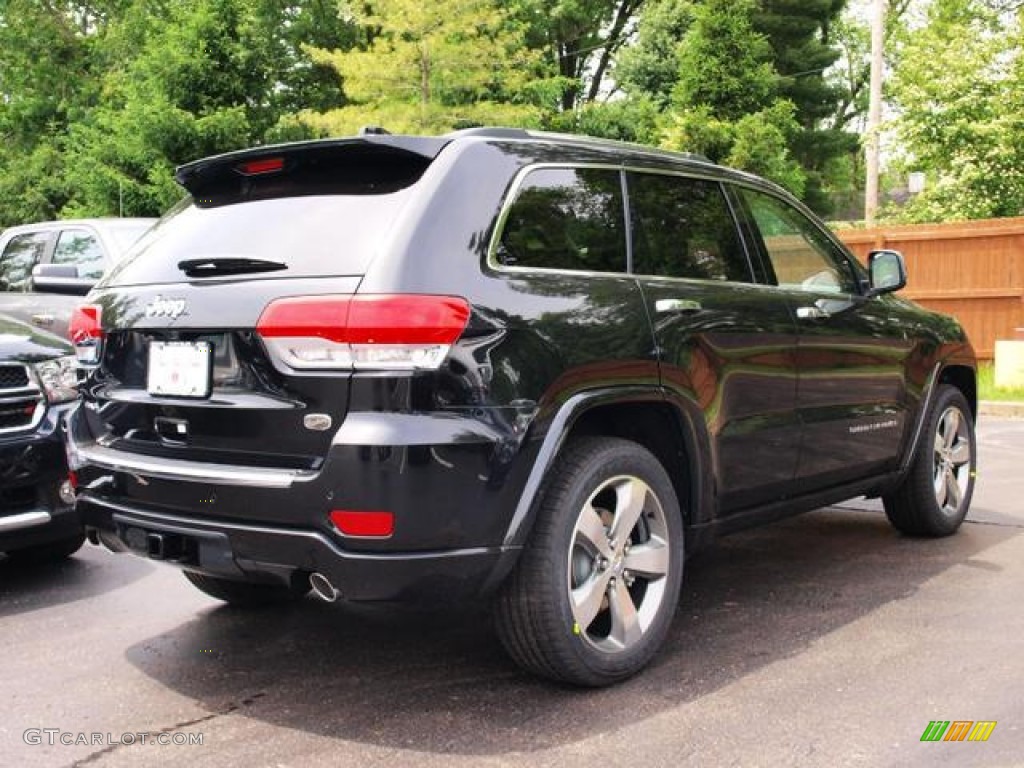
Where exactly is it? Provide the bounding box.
[1,314,82,562]
[67,128,977,686]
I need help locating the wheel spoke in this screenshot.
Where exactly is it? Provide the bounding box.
[571,569,613,631]
[944,467,963,512]
[607,578,642,649]
[941,409,960,451]
[575,505,613,559]
[623,536,669,580]
[609,478,648,543]
[933,465,947,505]
[950,439,971,467]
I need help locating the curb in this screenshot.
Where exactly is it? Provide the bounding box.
[979,400,1024,419]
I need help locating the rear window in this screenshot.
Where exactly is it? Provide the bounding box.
[103,141,440,287]
[106,222,155,253]
[102,191,415,286]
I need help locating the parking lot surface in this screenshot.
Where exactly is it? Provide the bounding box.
[2,419,1022,768]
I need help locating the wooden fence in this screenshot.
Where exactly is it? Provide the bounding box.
[835,217,1024,360]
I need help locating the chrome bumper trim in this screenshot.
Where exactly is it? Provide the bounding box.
[70,440,315,489]
[0,509,52,532]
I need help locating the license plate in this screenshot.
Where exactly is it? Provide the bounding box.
[147,341,213,398]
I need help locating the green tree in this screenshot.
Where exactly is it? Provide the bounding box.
[0,0,355,222]
[615,0,693,108]
[61,0,279,216]
[0,0,109,223]
[658,0,805,195]
[302,0,556,135]
[750,0,856,211]
[513,0,646,110]
[889,0,1024,221]
[672,0,779,120]
[615,0,849,208]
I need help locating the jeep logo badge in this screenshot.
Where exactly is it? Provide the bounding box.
[144,296,187,319]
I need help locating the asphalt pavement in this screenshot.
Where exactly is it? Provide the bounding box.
[2,418,1022,768]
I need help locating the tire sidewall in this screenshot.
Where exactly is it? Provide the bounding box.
[917,386,976,535]
[540,439,684,682]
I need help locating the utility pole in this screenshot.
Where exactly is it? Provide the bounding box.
[865,0,886,226]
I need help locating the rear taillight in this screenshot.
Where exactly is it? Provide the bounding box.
[256,294,470,371]
[69,304,105,365]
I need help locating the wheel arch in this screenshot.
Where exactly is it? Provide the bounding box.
[501,387,712,550]
[939,363,977,420]
[895,361,977,481]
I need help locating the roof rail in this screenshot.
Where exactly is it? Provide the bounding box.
[446,126,532,140]
[444,125,717,166]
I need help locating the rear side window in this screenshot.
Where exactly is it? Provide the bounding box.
[0,232,49,292]
[496,168,626,273]
[627,172,751,282]
[53,229,106,280]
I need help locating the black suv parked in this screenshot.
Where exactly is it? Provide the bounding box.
[68,128,977,686]
[1,314,82,561]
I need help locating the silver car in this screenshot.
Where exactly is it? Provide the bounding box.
[0,218,156,338]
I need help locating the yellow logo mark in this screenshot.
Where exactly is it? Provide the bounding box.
[967,721,997,742]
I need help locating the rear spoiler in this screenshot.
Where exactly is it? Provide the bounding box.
[175,135,453,206]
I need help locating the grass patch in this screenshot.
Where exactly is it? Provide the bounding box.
[978,362,1024,401]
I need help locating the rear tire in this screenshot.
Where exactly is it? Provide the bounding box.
[495,437,684,686]
[183,571,310,607]
[883,384,976,537]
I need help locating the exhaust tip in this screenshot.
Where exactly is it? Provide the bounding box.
[309,572,339,603]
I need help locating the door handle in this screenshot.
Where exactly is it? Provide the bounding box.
[796,301,831,320]
[655,298,702,314]
[31,313,55,327]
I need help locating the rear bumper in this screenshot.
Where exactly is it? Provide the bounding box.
[68,403,533,600]
[79,495,518,601]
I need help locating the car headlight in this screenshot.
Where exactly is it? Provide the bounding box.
[32,356,81,403]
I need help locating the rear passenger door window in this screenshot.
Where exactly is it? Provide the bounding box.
[52,229,106,280]
[496,167,626,273]
[0,232,50,292]
[627,172,752,283]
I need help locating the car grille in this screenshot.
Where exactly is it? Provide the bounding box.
[0,365,29,389]
[0,364,43,434]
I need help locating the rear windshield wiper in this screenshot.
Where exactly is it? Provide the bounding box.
[177,257,287,278]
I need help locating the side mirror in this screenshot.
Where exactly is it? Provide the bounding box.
[31,263,98,296]
[867,249,907,296]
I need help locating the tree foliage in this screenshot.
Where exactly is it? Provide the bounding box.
[300,0,554,135]
[0,0,354,223]
[889,0,1024,220]
[5,0,1017,227]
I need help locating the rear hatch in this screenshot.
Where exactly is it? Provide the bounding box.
[75,136,452,471]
